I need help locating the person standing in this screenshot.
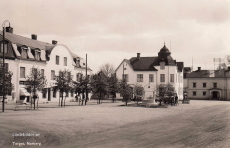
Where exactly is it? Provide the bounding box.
[175,94,178,105]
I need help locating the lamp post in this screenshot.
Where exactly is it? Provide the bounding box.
[2,20,10,112]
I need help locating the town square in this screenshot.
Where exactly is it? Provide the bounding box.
[1,0,230,147]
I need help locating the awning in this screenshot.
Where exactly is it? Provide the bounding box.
[20,88,30,96]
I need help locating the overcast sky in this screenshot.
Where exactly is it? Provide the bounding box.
[1,0,230,72]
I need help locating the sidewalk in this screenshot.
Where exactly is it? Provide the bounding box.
[0,99,122,111]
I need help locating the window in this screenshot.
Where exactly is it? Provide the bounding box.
[137,74,143,82]
[123,74,129,82]
[203,83,206,88]
[20,47,28,58]
[160,74,165,82]
[0,43,8,53]
[76,73,83,81]
[170,74,174,82]
[68,72,71,80]
[149,74,154,82]
[213,83,217,88]
[203,92,206,96]
[193,83,196,88]
[193,91,196,96]
[56,56,59,65]
[160,62,165,70]
[20,67,26,78]
[41,69,44,76]
[32,67,37,73]
[64,57,67,66]
[34,50,41,60]
[51,70,55,80]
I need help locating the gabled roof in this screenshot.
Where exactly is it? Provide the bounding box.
[115,59,133,72]
[129,57,158,71]
[187,69,230,78]
[0,32,55,51]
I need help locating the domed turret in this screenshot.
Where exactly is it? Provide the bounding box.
[158,44,171,56]
[154,44,175,65]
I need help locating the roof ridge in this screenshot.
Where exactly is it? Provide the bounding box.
[1,31,54,46]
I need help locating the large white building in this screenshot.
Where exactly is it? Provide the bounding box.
[0,26,92,104]
[185,67,230,101]
[115,44,184,100]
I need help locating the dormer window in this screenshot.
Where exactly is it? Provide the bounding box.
[34,49,41,60]
[0,42,8,54]
[19,46,28,58]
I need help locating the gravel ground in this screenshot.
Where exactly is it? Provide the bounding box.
[0,100,230,148]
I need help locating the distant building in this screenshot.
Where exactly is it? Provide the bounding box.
[115,44,184,100]
[0,27,92,104]
[186,67,230,100]
[183,67,192,92]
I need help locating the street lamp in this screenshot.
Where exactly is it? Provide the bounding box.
[2,20,10,112]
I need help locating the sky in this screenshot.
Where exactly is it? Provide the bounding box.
[1,0,230,73]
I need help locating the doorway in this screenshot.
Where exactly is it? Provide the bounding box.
[212,91,218,99]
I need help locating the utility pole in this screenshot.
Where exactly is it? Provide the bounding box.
[85,54,88,105]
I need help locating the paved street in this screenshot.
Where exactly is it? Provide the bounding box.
[0,100,230,148]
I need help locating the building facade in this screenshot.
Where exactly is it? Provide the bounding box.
[0,27,92,104]
[186,67,230,100]
[115,44,184,100]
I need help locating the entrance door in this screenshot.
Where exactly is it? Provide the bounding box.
[212,91,218,99]
[48,88,51,101]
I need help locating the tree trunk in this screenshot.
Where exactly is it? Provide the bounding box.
[61,93,63,107]
[34,98,36,109]
[99,91,101,104]
[59,96,60,107]
[2,97,5,112]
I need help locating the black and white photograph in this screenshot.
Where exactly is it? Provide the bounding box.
[0,0,230,147]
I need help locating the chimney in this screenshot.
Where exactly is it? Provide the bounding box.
[198,67,201,71]
[137,53,140,59]
[31,34,37,40]
[52,40,57,45]
[6,26,13,33]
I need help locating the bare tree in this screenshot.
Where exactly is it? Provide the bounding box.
[99,63,115,99]
[99,63,115,77]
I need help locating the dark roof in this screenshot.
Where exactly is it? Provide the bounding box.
[116,44,183,72]
[129,57,158,71]
[184,67,191,72]
[187,69,230,78]
[153,44,176,66]
[158,44,171,55]
[176,62,184,72]
[0,32,55,51]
